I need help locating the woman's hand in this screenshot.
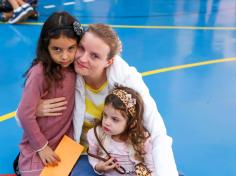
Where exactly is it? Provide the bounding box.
[36,97,67,117]
[38,145,61,166]
[95,157,119,172]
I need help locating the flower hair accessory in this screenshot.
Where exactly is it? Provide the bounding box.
[112,89,136,117]
[47,21,84,37]
[73,21,84,36]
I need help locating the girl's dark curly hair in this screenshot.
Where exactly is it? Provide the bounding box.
[102,85,150,162]
[24,11,83,91]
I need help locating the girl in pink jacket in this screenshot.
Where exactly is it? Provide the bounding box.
[17,11,83,176]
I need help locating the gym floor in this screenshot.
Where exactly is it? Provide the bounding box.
[1,0,236,175]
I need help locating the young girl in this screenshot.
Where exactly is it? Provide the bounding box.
[87,85,155,175]
[17,11,83,176]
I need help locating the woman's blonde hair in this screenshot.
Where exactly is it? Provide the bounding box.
[87,24,119,59]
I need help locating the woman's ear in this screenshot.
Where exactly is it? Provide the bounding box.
[106,57,114,66]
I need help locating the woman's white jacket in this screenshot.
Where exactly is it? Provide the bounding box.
[73,55,178,176]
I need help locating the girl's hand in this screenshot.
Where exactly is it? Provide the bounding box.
[95,157,118,172]
[36,97,67,117]
[38,145,61,166]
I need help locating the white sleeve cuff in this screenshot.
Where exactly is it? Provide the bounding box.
[94,166,104,175]
[36,141,48,152]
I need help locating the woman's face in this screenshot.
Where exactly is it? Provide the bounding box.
[74,31,113,79]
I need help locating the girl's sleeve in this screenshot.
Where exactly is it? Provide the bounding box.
[87,128,103,175]
[143,137,155,175]
[111,56,179,176]
[17,68,48,151]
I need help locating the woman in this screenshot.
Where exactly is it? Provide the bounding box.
[22,24,178,176]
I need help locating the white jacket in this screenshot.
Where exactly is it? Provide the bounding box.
[73,55,178,176]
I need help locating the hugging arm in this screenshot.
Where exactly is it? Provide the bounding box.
[16,97,68,125]
[35,97,67,117]
[110,56,178,176]
[124,68,178,176]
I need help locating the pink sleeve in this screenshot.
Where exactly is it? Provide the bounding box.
[87,128,101,169]
[144,137,155,174]
[17,66,48,151]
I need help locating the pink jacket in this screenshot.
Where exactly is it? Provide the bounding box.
[17,63,76,176]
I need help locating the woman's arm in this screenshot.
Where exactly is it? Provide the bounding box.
[108,56,179,176]
[125,69,178,176]
[35,97,67,116]
[15,97,67,126]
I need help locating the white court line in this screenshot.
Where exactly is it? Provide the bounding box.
[83,0,94,2]
[44,5,56,9]
[64,2,76,6]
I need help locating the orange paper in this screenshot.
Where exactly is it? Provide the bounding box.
[40,135,84,176]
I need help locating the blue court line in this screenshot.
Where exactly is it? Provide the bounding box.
[1,57,236,122]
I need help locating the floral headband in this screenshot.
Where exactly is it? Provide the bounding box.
[112,89,136,117]
[73,21,84,36]
[47,20,84,37]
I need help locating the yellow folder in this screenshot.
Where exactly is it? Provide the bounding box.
[40,135,84,176]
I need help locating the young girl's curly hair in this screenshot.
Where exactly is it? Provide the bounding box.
[103,85,150,162]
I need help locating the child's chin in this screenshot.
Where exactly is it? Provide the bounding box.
[103,129,112,135]
[103,130,111,135]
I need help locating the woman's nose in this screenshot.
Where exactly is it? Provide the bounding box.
[80,52,89,62]
[75,50,88,62]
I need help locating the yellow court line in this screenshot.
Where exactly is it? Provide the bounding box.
[1,21,236,30]
[16,23,236,30]
[0,111,16,122]
[141,57,236,76]
[110,25,236,30]
[1,57,236,122]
